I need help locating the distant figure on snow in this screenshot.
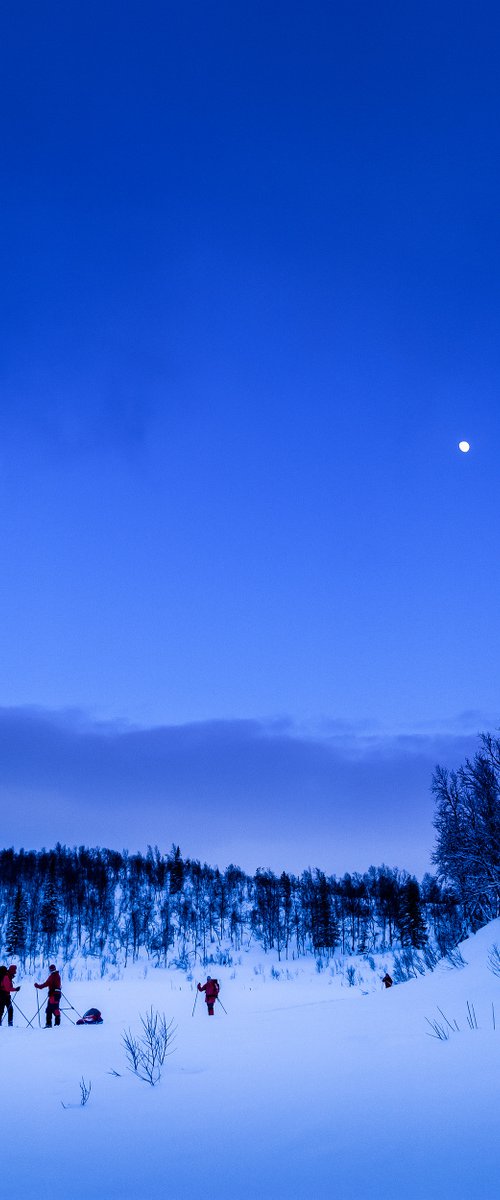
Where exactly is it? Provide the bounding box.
[0,965,21,1027]
[197,975,220,1016]
[382,973,393,989]
[35,964,62,1027]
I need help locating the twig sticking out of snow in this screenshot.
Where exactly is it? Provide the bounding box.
[425,1016,450,1041]
[122,1008,177,1087]
[466,1000,478,1030]
[61,1077,92,1109]
[487,943,500,977]
[426,1001,497,1041]
[437,1006,459,1033]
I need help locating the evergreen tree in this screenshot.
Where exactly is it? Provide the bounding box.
[310,871,339,953]
[5,884,28,964]
[397,878,428,948]
[168,846,185,895]
[40,873,60,954]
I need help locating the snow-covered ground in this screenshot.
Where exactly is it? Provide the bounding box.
[2,923,499,1200]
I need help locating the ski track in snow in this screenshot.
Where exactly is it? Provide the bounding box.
[2,921,500,1200]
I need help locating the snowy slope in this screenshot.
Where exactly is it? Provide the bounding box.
[2,922,499,1200]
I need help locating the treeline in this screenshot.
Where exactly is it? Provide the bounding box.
[0,844,463,969]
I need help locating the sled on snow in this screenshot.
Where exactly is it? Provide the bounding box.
[76,1007,103,1025]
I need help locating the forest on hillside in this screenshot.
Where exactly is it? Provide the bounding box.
[0,844,464,973]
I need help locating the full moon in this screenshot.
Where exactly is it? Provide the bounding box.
[458,440,470,453]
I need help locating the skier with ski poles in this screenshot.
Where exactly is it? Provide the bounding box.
[35,964,62,1027]
[0,965,21,1027]
[197,975,220,1016]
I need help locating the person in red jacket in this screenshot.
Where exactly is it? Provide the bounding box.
[35,964,62,1027]
[0,965,21,1027]
[197,975,220,1016]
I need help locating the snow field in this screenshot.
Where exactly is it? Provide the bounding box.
[2,922,499,1200]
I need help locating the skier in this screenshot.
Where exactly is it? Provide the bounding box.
[382,972,393,989]
[0,965,21,1027]
[35,964,62,1027]
[197,975,220,1016]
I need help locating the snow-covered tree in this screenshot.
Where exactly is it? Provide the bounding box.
[433,732,500,926]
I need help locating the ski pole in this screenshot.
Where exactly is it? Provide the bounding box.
[61,990,83,1019]
[12,997,33,1027]
[192,989,198,1017]
[29,1003,75,1027]
[25,986,43,1029]
[26,990,47,1028]
[216,997,227,1015]
[60,1006,75,1025]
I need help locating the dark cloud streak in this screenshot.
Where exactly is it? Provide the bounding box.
[0,706,483,876]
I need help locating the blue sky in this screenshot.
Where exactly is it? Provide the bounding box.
[1,2,499,873]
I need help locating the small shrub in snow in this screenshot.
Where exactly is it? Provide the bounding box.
[345,965,356,987]
[425,1016,450,1041]
[212,949,233,966]
[487,943,500,978]
[61,1077,93,1108]
[171,951,190,970]
[425,1005,462,1039]
[444,946,467,970]
[270,966,280,979]
[422,943,440,971]
[393,947,426,982]
[392,951,413,983]
[123,1008,176,1087]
